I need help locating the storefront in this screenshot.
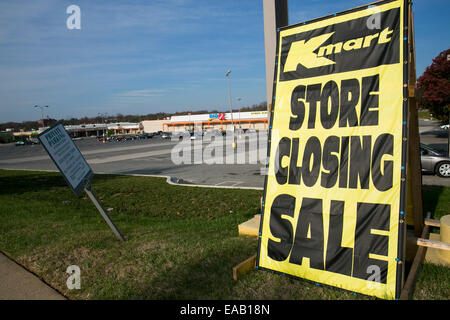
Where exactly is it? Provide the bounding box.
[162,111,268,132]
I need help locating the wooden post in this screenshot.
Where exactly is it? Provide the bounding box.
[400,223,430,300]
[406,0,424,238]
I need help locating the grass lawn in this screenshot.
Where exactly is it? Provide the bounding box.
[0,169,448,300]
[418,109,436,121]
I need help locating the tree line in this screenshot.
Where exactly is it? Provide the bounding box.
[0,102,268,132]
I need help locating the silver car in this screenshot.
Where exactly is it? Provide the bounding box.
[420,143,450,178]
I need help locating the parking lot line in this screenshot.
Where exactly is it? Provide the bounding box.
[215,181,241,186]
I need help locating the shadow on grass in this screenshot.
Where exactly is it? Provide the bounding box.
[421,185,446,220]
[0,170,125,196]
[127,243,256,300]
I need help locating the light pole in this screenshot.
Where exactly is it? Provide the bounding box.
[226,70,237,149]
[225,70,235,131]
[34,105,48,128]
[236,97,243,129]
[98,112,108,143]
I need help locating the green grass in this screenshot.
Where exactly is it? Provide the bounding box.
[0,169,448,300]
[413,263,450,300]
[422,185,450,221]
[418,109,436,121]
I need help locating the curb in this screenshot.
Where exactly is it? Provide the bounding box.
[0,168,264,190]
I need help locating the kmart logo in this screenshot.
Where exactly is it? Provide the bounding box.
[283,27,394,71]
[278,7,400,80]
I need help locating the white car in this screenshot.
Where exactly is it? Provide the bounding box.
[190,131,203,140]
[440,124,449,130]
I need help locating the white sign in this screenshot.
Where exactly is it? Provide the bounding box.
[39,123,92,196]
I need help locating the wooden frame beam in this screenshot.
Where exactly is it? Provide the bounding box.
[233,254,257,281]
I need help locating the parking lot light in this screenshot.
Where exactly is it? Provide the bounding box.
[226,70,237,149]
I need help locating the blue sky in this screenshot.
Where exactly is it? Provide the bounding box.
[0,0,448,123]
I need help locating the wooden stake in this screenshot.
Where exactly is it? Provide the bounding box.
[400,223,430,300]
[233,254,257,281]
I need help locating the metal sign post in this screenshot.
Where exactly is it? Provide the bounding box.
[83,180,125,242]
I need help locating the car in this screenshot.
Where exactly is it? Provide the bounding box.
[440,124,449,130]
[203,130,222,138]
[167,131,188,141]
[161,132,171,139]
[139,133,153,139]
[29,138,39,144]
[420,143,450,178]
[15,140,35,146]
[172,131,190,141]
[190,131,203,140]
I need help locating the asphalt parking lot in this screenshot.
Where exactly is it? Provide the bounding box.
[0,120,449,188]
[0,133,268,188]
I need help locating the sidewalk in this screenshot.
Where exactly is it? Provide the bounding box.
[0,252,66,300]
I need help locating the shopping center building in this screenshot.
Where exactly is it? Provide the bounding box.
[142,111,268,133]
[7,111,268,142]
[12,122,142,140]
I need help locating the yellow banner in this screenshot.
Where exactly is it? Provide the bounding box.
[257,0,407,299]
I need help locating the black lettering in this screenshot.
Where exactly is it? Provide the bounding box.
[353,203,390,284]
[339,136,349,188]
[289,85,306,130]
[325,200,352,276]
[372,134,394,191]
[289,198,324,270]
[275,137,291,185]
[267,194,296,261]
[360,75,379,126]
[306,84,321,129]
[302,137,321,187]
[339,79,359,127]
[349,136,371,189]
[321,136,339,188]
[320,81,340,129]
[289,138,301,185]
